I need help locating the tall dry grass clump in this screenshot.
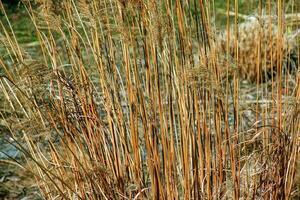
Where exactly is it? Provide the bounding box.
[0,0,299,199]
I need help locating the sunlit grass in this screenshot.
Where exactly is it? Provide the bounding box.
[0,0,299,199]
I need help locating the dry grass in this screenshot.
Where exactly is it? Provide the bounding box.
[0,0,299,199]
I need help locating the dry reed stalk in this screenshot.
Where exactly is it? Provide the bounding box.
[0,0,299,199]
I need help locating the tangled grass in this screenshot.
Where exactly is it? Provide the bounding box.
[0,0,299,199]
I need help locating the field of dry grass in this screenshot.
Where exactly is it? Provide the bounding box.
[0,0,299,199]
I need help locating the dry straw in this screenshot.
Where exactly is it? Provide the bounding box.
[0,0,299,199]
